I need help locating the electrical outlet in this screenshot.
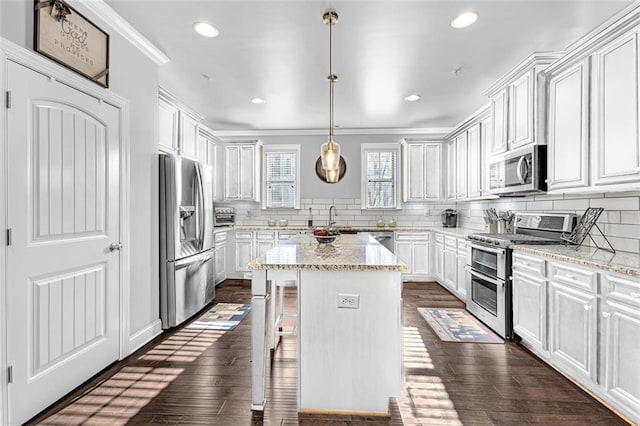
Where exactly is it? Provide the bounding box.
[337,294,359,309]
[424,208,430,216]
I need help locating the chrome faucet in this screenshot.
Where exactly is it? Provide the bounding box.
[328,205,337,228]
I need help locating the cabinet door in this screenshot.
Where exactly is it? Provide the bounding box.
[602,299,640,418]
[225,146,240,200]
[513,271,547,352]
[215,243,227,284]
[446,141,456,200]
[158,98,179,152]
[412,242,429,276]
[180,112,199,159]
[395,241,413,275]
[548,59,590,190]
[443,248,457,292]
[593,32,640,187]
[480,116,491,194]
[197,134,208,164]
[491,88,508,154]
[509,70,535,148]
[424,144,442,200]
[467,124,481,198]
[456,251,466,299]
[235,240,253,272]
[405,143,425,201]
[256,240,275,258]
[239,145,256,200]
[455,133,468,200]
[549,281,598,385]
[434,244,444,282]
[206,140,216,167]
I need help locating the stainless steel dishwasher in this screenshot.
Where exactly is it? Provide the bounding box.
[359,231,395,253]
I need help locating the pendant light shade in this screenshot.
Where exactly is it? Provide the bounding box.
[320,10,343,184]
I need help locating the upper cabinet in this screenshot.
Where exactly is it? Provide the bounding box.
[225,141,262,202]
[466,123,482,199]
[401,140,443,202]
[455,133,468,200]
[158,88,203,158]
[485,52,563,155]
[545,15,640,193]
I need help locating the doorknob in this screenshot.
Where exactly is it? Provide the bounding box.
[109,242,123,251]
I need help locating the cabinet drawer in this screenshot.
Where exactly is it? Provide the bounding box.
[513,253,545,277]
[549,261,597,293]
[256,231,276,240]
[604,273,640,308]
[444,236,457,249]
[395,232,429,241]
[435,233,444,244]
[457,239,467,253]
[235,231,253,240]
[278,232,299,241]
[214,231,227,243]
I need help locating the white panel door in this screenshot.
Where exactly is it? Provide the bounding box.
[395,241,413,276]
[412,242,429,276]
[455,133,467,200]
[6,62,121,425]
[424,143,441,200]
[467,124,481,198]
[446,141,456,200]
[406,143,425,201]
[491,89,508,154]
[225,145,240,200]
[239,145,256,200]
[509,70,534,148]
[180,112,199,159]
[512,271,547,352]
[158,98,178,152]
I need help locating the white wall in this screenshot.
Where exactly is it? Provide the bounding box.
[0,0,161,347]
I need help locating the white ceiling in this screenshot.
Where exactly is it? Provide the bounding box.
[107,0,631,131]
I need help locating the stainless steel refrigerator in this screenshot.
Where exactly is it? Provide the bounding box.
[159,154,215,329]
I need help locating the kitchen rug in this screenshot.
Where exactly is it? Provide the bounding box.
[187,303,251,331]
[417,307,503,343]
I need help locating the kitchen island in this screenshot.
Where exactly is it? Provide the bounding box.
[247,234,408,415]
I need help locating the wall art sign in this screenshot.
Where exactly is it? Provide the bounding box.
[34,0,110,87]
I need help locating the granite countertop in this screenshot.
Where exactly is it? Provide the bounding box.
[233,225,477,238]
[513,245,640,279]
[247,234,408,272]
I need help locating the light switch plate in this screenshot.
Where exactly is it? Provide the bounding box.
[337,294,360,309]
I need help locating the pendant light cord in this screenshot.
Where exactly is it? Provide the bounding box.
[329,17,334,141]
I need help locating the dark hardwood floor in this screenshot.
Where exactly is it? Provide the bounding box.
[28,280,627,425]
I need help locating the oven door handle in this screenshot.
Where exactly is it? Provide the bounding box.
[466,266,504,287]
[468,242,506,256]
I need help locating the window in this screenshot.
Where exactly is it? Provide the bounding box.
[263,145,301,209]
[361,143,400,209]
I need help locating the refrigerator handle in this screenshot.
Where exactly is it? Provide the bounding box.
[195,163,205,251]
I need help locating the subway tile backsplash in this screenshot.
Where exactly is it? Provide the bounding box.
[222,192,640,254]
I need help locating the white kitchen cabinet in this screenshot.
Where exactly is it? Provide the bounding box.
[455,133,468,200]
[434,236,444,282]
[180,112,199,159]
[214,231,228,284]
[549,262,599,387]
[395,233,430,280]
[601,274,640,422]
[401,141,442,202]
[512,253,548,354]
[255,231,276,258]
[466,123,482,198]
[509,70,535,148]
[481,116,492,193]
[235,231,254,273]
[446,140,456,200]
[490,88,509,154]
[443,236,457,293]
[225,142,262,202]
[455,239,467,300]
[547,58,590,191]
[592,31,640,187]
[158,97,179,153]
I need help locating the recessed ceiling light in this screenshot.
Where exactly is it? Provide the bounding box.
[251,97,265,104]
[451,11,478,29]
[404,94,421,102]
[193,21,219,38]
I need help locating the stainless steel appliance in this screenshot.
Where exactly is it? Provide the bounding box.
[160,154,215,329]
[465,212,576,339]
[488,145,547,195]
[441,209,458,228]
[214,207,235,226]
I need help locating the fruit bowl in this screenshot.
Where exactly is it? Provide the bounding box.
[312,228,340,244]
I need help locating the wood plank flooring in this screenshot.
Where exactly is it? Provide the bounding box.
[28,280,627,425]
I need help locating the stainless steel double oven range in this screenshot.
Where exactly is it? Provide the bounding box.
[465,212,576,339]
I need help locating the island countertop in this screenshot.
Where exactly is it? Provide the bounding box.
[247,234,408,272]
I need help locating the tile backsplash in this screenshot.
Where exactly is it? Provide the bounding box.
[222,191,640,254]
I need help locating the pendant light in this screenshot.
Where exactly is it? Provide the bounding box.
[320,10,341,183]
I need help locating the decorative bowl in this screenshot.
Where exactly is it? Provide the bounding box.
[278,219,288,227]
[267,219,276,227]
[312,228,340,244]
[314,234,338,244]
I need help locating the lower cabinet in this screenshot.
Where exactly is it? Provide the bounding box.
[455,239,467,300]
[512,270,547,353]
[443,237,457,293]
[235,231,254,272]
[394,232,430,281]
[434,238,444,282]
[214,231,228,284]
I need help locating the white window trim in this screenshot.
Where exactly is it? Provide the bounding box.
[262,144,301,209]
[361,143,401,210]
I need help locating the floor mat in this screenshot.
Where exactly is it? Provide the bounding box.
[417,307,503,343]
[187,303,251,331]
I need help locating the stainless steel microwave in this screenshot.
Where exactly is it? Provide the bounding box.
[488,145,547,195]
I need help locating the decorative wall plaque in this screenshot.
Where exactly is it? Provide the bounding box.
[34,0,110,87]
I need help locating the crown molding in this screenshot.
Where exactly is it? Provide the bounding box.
[483,51,565,97]
[446,104,491,139]
[159,87,204,121]
[74,0,170,65]
[212,127,453,138]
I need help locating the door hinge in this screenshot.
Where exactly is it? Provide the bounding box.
[7,366,13,384]
[6,229,12,246]
[5,91,11,109]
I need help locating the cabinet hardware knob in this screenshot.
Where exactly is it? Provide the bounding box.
[565,274,576,280]
[584,305,592,311]
[602,312,611,318]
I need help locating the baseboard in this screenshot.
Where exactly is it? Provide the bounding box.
[127,319,162,355]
